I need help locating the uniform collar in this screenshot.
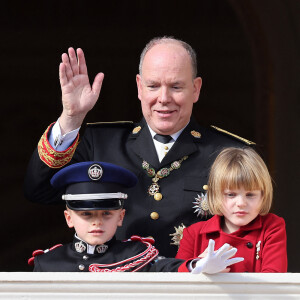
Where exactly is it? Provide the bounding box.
[72,234,116,255]
[200,215,263,235]
[129,117,203,169]
[161,117,202,166]
[147,123,188,142]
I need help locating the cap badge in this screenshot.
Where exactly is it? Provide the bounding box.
[191,130,201,138]
[75,241,86,253]
[132,126,141,134]
[96,244,108,254]
[88,164,103,181]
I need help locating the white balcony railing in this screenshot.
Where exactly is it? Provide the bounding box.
[1,272,300,299]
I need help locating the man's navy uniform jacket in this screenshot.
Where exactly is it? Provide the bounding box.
[25,117,252,257]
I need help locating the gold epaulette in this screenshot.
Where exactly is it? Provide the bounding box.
[38,123,79,169]
[211,125,255,145]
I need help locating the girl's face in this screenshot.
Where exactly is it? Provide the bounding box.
[220,187,263,234]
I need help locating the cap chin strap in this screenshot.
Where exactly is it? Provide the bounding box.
[62,192,128,201]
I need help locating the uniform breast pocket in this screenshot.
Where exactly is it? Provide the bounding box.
[184,176,208,194]
[183,176,209,219]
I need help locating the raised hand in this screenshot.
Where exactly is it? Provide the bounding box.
[59,48,104,134]
[192,239,244,274]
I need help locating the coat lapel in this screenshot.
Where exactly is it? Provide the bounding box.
[128,117,203,169]
[160,118,202,166]
[128,119,160,169]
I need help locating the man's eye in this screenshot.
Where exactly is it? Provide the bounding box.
[103,211,112,216]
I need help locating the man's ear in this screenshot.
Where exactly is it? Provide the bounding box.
[117,209,126,227]
[193,77,202,103]
[64,210,74,228]
[136,74,142,101]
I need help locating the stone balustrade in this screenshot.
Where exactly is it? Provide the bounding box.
[1,272,300,299]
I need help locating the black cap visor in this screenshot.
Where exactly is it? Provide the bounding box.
[66,199,124,211]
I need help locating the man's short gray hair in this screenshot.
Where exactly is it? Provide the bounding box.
[138,36,198,78]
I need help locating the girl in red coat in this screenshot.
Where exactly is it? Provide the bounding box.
[176,147,287,273]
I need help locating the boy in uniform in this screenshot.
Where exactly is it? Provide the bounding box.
[29,161,242,273]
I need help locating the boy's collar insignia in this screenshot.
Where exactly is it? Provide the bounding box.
[75,240,86,253]
[88,164,103,181]
[96,244,108,254]
[75,240,108,254]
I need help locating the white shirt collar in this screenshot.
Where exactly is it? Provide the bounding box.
[147,122,189,162]
[147,122,189,142]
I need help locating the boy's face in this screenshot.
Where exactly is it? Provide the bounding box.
[221,187,262,234]
[64,208,125,246]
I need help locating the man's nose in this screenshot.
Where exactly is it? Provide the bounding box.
[159,86,171,103]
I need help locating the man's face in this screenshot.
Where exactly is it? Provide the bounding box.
[64,208,125,245]
[136,43,202,135]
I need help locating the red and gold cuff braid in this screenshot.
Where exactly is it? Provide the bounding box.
[89,236,159,272]
[37,123,79,169]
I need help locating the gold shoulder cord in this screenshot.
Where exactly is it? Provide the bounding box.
[211,125,255,145]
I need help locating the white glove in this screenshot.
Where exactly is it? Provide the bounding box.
[192,239,244,274]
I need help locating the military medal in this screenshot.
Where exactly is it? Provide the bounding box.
[148,182,159,196]
[193,193,210,217]
[142,156,188,199]
[170,223,186,246]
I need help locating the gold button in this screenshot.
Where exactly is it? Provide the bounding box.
[203,185,208,191]
[154,193,162,201]
[150,212,159,220]
[164,146,169,150]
